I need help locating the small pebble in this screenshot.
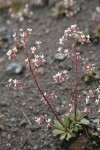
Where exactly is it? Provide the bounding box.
[20,119,27,127]
[6,63,23,74]
[55,53,66,61]
[32,0,49,7]
[33,144,38,150]
[92,118,100,124]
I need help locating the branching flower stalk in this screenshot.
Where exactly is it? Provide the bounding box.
[20,30,67,129]
[58,24,90,121]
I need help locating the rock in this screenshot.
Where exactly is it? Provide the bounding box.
[20,119,27,127]
[92,118,100,124]
[33,144,39,150]
[90,118,100,132]
[77,86,82,91]
[1,36,8,42]
[45,28,50,34]
[0,125,4,131]
[2,131,7,137]
[92,140,97,145]
[97,127,100,132]
[67,65,72,71]
[82,91,87,95]
[95,71,100,79]
[6,63,23,74]
[32,0,49,7]
[0,27,7,33]
[55,53,66,61]
[36,67,45,75]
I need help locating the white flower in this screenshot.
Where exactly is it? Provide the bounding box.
[71,24,77,28]
[13,79,18,84]
[8,78,12,82]
[98,109,100,113]
[20,29,23,31]
[25,58,28,62]
[35,116,44,124]
[6,47,17,59]
[59,36,66,45]
[12,46,18,53]
[20,32,27,38]
[53,72,64,83]
[95,99,99,105]
[31,46,36,54]
[27,28,32,34]
[86,97,89,104]
[7,50,12,59]
[12,32,16,38]
[64,49,70,58]
[57,47,62,52]
[35,41,41,45]
[27,28,32,32]
[46,118,51,127]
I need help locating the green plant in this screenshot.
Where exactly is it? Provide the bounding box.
[82,70,96,83]
[11,0,23,11]
[77,28,89,44]
[7,25,99,144]
[95,25,100,38]
[52,112,89,141]
[52,2,65,18]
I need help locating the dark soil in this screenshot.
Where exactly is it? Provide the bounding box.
[0,0,100,150]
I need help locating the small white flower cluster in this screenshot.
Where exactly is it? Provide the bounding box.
[46,118,51,127]
[68,103,74,113]
[10,4,33,22]
[85,87,100,113]
[35,115,51,127]
[20,28,33,44]
[53,70,69,83]
[64,0,80,18]
[83,107,91,113]
[6,78,22,89]
[31,55,45,68]
[59,24,90,45]
[7,28,45,69]
[83,63,95,74]
[95,86,100,106]
[41,91,57,104]
[35,116,45,125]
[85,90,95,104]
[35,41,41,49]
[6,46,18,60]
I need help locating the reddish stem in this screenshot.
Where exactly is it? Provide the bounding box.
[73,43,78,121]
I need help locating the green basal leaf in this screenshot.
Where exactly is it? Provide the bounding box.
[76,113,83,122]
[60,133,67,140]
[70,122,74,129]
[69,112,74,121]
[66,133,72,141]
[54,121,64,130]
[73,126,78,132]
[52,129,65,136]
[79,118,89,125]
[62,115,70,127]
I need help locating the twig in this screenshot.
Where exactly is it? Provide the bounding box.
[21,109,32,126]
